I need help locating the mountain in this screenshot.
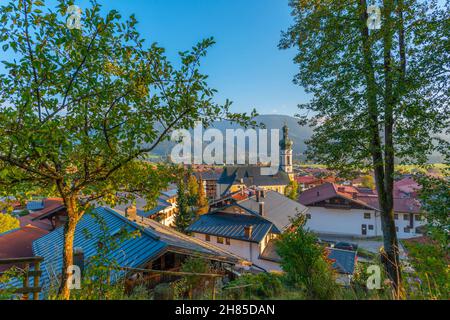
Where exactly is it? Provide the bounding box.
[150,114,312,158]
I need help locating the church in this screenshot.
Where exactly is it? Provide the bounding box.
[216,124,295,197]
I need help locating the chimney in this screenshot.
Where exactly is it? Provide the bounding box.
[73,247,84,274]
[259,202,265,216]
[261,190,266,198]
[241,187,245,196]
[244,225,253,239]
[352,192,358,200]
[125,205,137,221]
[256,190,260,202]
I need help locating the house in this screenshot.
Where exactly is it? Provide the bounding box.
[394,177,421,199]
[187,189,309,272]
[216,124,295,197]
[295,175,338,190]
[298,183,425,239]
[20,198,67,231]
[112,189,178,227]
[32,207,248,294]
[194,169,223,200]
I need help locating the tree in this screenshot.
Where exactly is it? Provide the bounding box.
[186,172,199,207]
[0,213,20,233]
[361,174,376,190]
[276,215,339,299]
[175,173,192,233]
[285,179,299,200]
[281,0,449,297]
[196,177,209,215]
[417,170,450,248]
[0,0,255,299]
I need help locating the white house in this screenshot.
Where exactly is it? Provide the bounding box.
[298,183,425,239]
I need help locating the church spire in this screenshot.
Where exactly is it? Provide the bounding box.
[279,123,294,180]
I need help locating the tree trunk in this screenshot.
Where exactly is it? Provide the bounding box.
[358,0,403,298]
[57,196,79,300]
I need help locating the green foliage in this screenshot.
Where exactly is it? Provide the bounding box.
[0,213,19,233]
[186,173,199,207]
[178,257,212,299]
[402,240,449,300]
[276,215,340,299]
[175,174,192,233]
[0,267,24,300]
[417,172,450,248]
[223,272,284,300]
[284,179,299,200]
[0,0,255,298]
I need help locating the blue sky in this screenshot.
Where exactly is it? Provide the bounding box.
[94,0,309,116]
[0,0,308,116]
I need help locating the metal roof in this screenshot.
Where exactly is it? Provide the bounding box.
[26,200,45,211]
[326,248,357,275]
[33,207,166,292]
[32,207,244,294]
[187,212,278,243]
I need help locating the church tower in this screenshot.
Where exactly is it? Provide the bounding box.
[279,124,294,180]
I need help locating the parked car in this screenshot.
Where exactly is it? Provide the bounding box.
[334,242,358,251]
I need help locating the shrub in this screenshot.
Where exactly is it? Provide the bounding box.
[0,213,19,234]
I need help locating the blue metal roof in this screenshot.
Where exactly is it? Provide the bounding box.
[187,212,278,243]
[32,207,167,293]
[26,200,45,211]
[327,248,357,275]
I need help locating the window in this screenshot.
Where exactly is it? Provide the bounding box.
[395,226,399,232]
[364,213,371,219]
[205,234,210,242]
[225,238,231,245]
[368,225,374,230]
[403,214,409,221]
[404,227,410,233]
[217,237,224,244]
[394,214,398,220]
[415,214,422,221]
[306,214,311,220]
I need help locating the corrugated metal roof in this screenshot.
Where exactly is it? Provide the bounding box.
[32,207,244,295]
[187,212,278,243]
[32,207,167,292]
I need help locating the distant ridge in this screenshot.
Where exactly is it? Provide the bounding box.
[150,114,313,158]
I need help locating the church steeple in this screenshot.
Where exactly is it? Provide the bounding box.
[279,123,294,180]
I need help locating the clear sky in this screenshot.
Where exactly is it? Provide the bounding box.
[94,0,309,117]
[0,0,309,116]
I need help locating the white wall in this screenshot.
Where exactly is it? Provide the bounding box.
[304,206,425,239]
[191,232,282,272]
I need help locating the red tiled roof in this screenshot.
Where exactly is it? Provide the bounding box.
[298,183,421,214]
[394,177,421,198]
[0,225,49,271]
[295,176,319,184]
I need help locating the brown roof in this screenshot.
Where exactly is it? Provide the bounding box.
[19,198,65,231]
[0,225,49,271]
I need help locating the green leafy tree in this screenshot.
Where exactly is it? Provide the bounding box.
[186,171,199,207]
[417,170,450,248]
[0,213,20,233]
[281,0,449,297]
[175,173,192,233]
[0,0,254,299]
[285,179,299,200]
[276,215,339,299]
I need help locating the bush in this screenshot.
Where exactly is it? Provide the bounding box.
[223,272,284,300]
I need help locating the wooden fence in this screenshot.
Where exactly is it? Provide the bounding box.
[0,257,43,300]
